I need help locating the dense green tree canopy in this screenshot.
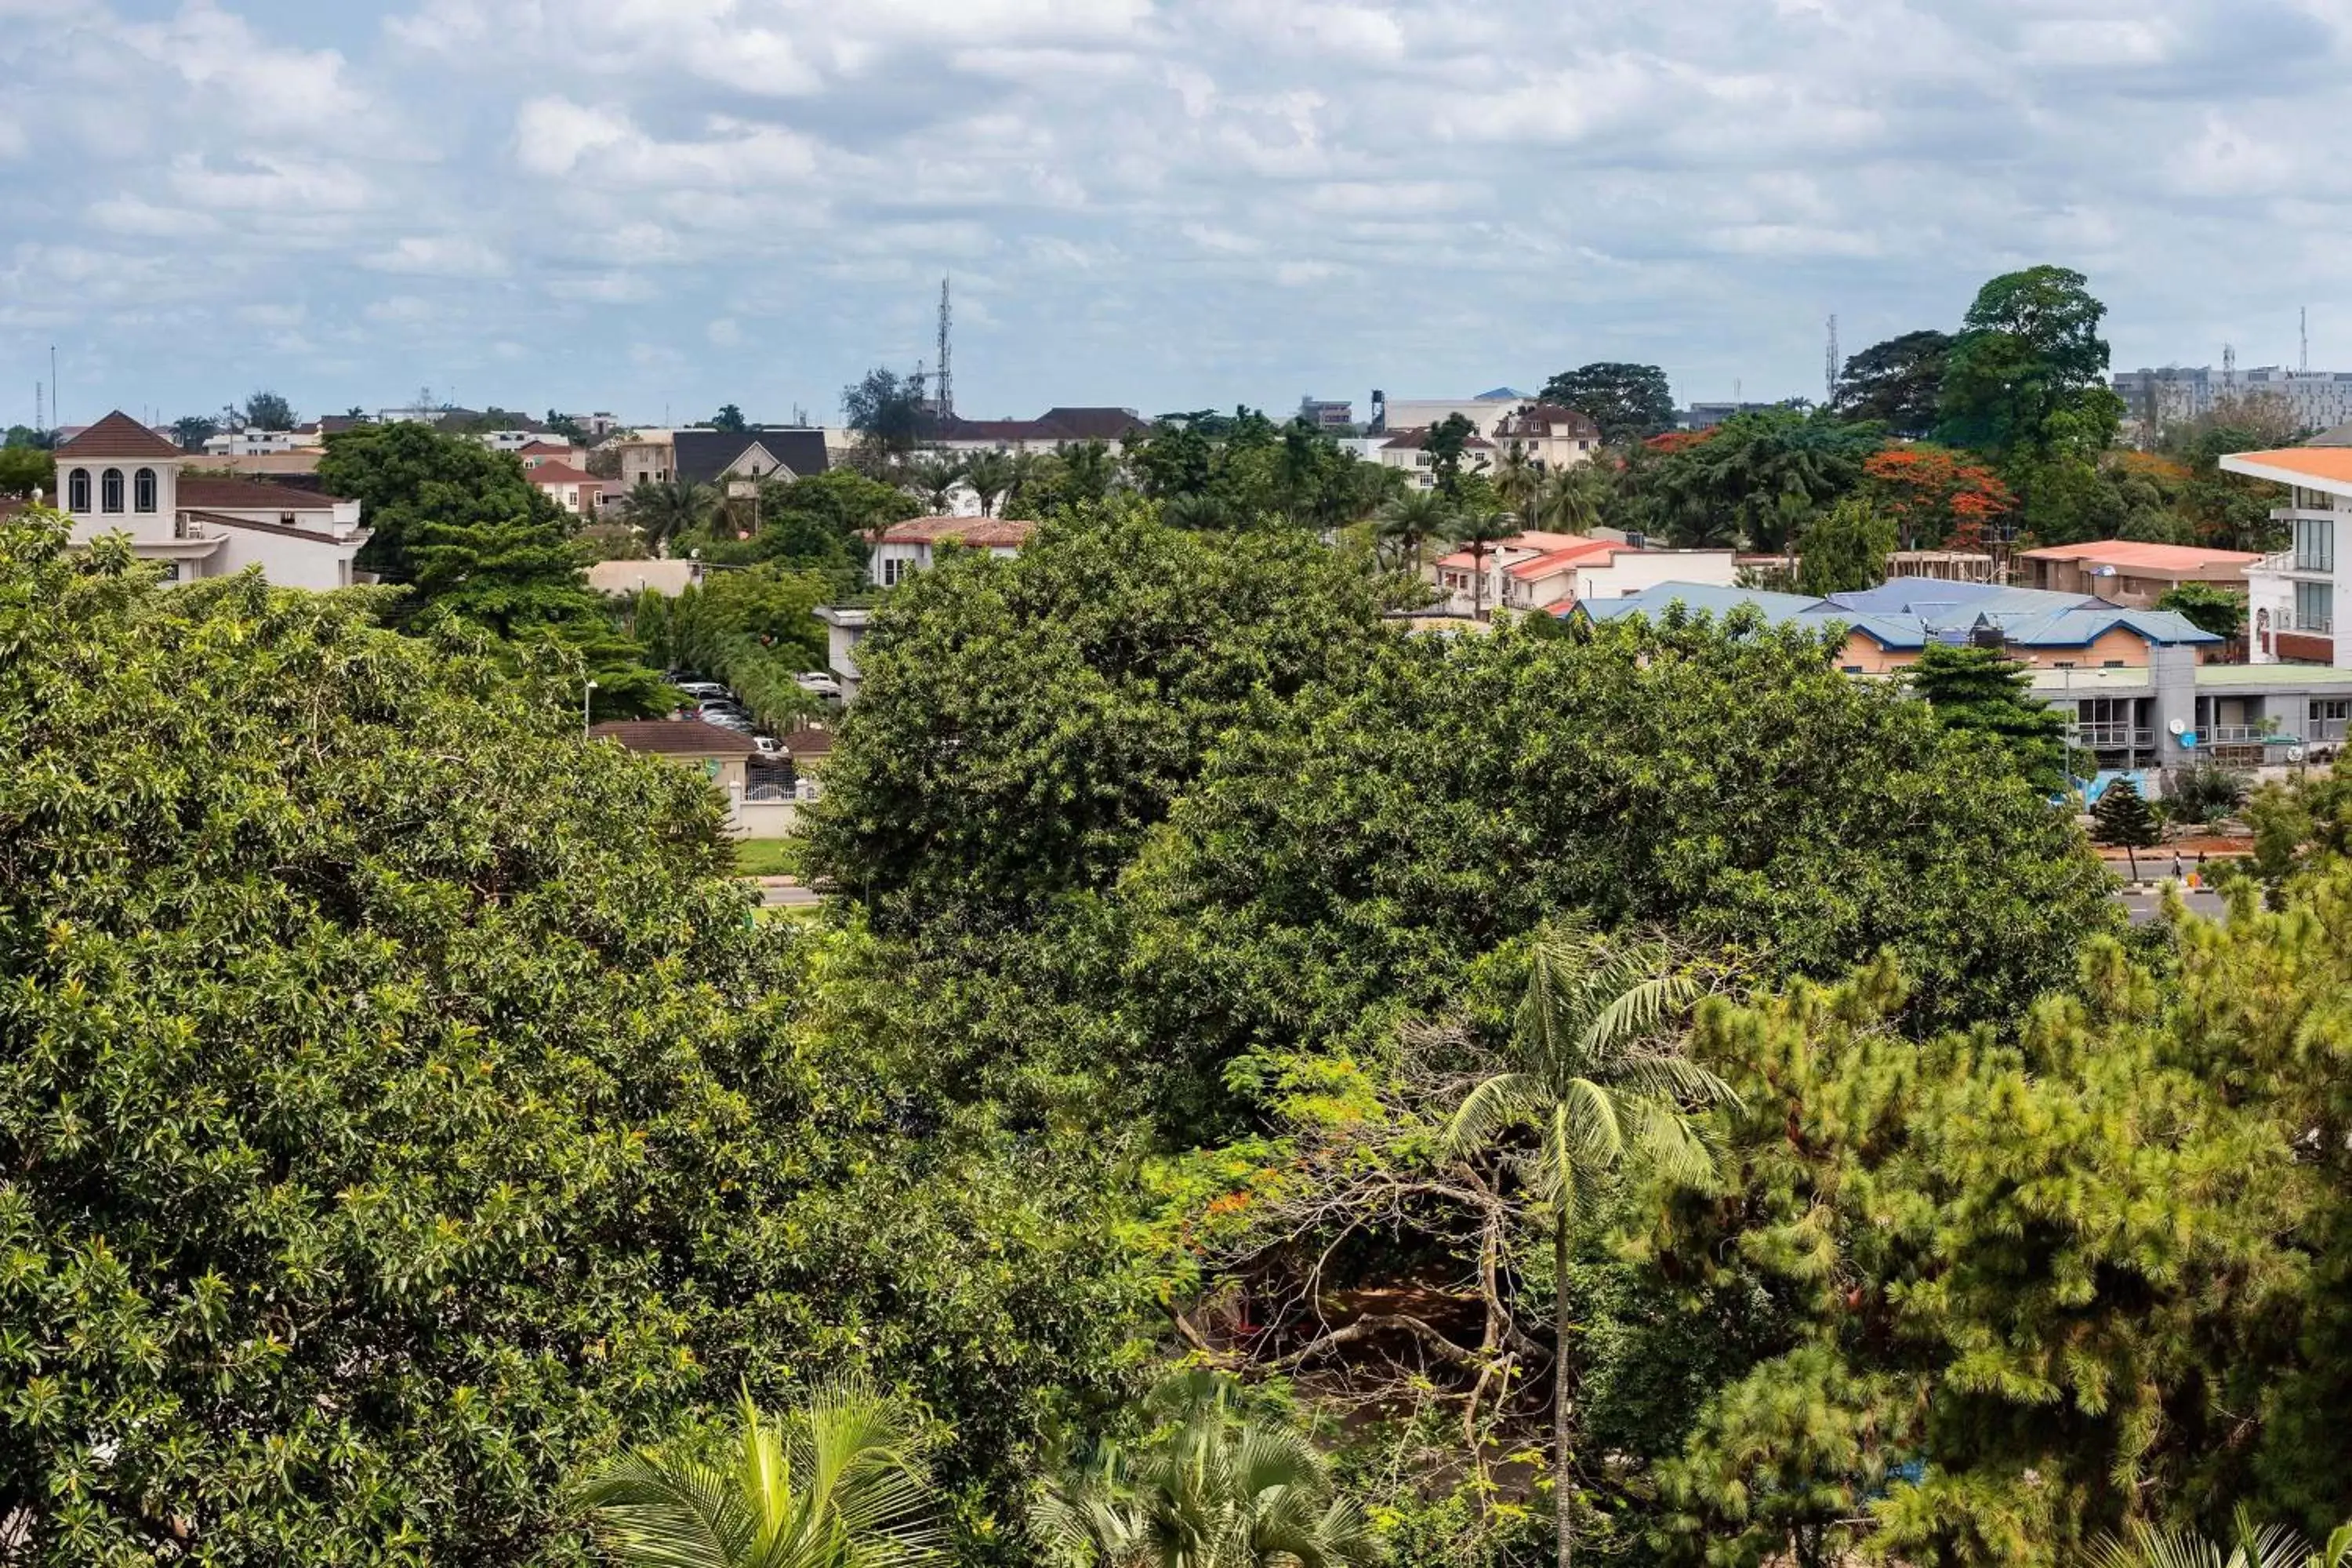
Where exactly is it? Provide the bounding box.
[321,419,568,583]
[1939,266,2125,457]
[1541,363,1679,445]
[1795,498,1896,595]
[1123,612,2115,1072]
[0,443,54,499]
[1906,641,2071,793]
[804,501,1399,935]
[1833,329,1954,437]
[0,511,1146,1565]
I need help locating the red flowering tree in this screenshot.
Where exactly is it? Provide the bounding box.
[1861,445,2016,550]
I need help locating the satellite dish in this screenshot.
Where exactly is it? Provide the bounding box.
[2167,719,2187,735]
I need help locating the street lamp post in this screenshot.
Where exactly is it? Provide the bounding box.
[583,677,598,736]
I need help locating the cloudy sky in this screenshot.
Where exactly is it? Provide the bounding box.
[2,0,2344,430]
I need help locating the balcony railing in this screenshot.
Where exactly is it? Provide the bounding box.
[2067,724,2155,751]
[2281,615,2336,636]
[2261,548,2337,575]
[2203,725,2273,745]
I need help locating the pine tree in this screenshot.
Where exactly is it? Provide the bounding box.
[2091,777,2159,879]
[1908,641,2071,793]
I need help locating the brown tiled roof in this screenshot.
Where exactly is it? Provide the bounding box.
[1036,406,1150,441]
[589,718,758,757]
[517,441,574,456]
[58,411,186,460]
[184,510,368,546]
[178,475,350,511]
[870,516,1038,547]
[782,724,834,760]
[528,463,597,485]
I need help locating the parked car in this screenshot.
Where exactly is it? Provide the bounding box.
[695,695,746,715]
[752,735,783,756]
[702,712,753,733]
[673,681,731,701]
[794,672,843,699]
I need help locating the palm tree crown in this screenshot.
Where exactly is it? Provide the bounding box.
[583,1381,942,1568]
[628,477,715,557]
[1375,491,1453,573]
[1036,1372,1378,1568]
[1441,919,1737,1568]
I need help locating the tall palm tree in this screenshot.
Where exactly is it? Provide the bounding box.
[1441,920,1738,1568]
[902,454,964,514]
[963,450,1016,517]
[1376,490,1453,574]
[627,477,716,557]
[583,1381,942,1568]
[1494,445,1543,530]
[1535,465,1603,535]
[1036,1372,1378,1568]
[1449,510,1517,621]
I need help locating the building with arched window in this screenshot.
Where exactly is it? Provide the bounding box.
[54,411,370,589]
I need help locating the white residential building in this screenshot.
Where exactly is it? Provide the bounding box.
[1377,428,1496,491]
[528,462,604,517]
[1372,390,1530,439]
[203,427,303,456]
[57,412,369,589]
[2222,445,2352,668]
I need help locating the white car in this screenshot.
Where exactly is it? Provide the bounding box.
[752,735,783,756]
[794,672,843,699]
[673,681,731,701]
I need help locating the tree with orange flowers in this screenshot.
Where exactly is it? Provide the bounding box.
[1860,445,2016,550]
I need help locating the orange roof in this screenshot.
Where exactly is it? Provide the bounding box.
[1507,540,1623,580]
[1432,531,1606,572]
[2016,539,2260,572]
[530,463,598,485]
[2220,447,2352,488]
[870,516,1036,547]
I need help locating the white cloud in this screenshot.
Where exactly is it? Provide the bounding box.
[365,235,508,277]
[6,0,2346,423]
[707,317,742,347]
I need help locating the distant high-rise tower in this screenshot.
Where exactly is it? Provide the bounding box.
[935,278,953,420]
[1825,314,1839,405]
[2303,307,2311,373]
[2224,343,2238,398]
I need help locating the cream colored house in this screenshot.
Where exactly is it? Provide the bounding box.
[57,412,369,588]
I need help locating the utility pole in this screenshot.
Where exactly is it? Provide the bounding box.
[935,277,953,420]
[49,345,58,433]
[1824,314,1839,406]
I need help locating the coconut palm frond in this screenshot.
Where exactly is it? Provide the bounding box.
[1440,1072,1539,1157]
[1581,971,1698,1060]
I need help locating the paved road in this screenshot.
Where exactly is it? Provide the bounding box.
[751,877,824,909]
[2117,886,2228,925]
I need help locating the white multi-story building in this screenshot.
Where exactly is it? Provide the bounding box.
[2118,366,2352,434]
[202,427,303,456]
[56,412,370,588]
[2221,445,2352,667]
[1430,530,1738,619]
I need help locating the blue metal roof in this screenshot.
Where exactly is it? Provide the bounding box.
[1574,579,2220,648]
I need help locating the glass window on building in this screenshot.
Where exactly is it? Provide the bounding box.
[2297,579,2335,633]
[2298,514,2336,573]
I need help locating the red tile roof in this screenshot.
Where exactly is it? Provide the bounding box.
[528,463,598,485]
[588,719,757,757]
[58,411,186,460]
[871,516,1037,547]
[517,441,574,456]
[1506,539,1624,580]
[2016,539,2261,572]
[177,475,350,511]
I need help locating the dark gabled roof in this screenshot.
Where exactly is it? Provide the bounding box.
[1036,406,1150,441]
[588,718,759,757]
[59,411,185,460]
[672,428,830,486]
[178,475,350,511]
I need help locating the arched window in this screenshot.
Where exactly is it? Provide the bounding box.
[134,468,158,513]
[101,468,125,514]
[67,468,90,512]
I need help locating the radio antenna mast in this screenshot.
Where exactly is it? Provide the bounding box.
[935,277,953,419]
[1824,314,1839,406]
